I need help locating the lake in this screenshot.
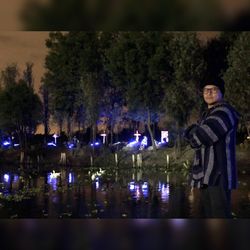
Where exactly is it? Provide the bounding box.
[0,165,249,218]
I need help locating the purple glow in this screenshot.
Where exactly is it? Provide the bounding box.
[129,181,135,191]
[141,136,148,146]
[142,182,148,190]
[13,175,19,183]
[159,182,170,202]
[3,141,11,146]
[126,140,138,147]
[4,174,10,183]
[67,143,74,149]
[142,182,149,198]
[47,171,60,191]
[95,179,100,189]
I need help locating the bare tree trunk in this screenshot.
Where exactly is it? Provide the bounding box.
[92,123,96,143]
[67,116,71,138]
[147,108,156,151]
[174,122,181,160]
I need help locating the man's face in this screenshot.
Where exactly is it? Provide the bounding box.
[203,84,223,105]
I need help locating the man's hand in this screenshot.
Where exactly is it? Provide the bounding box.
[184,124,198,141]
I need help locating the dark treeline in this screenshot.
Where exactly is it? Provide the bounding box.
[0,32,250,154]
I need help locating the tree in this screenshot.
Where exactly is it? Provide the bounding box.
[223,32,250,136]
[162,33,206,155]
[203,32,240,78]
[0,63,19,88]
[23,62,34,88]
[39,81,50,141]
[44,32,85,136]
[105,32,169,150]
[0,81,42,149]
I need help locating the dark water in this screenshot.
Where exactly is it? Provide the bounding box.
[0,165,249,218]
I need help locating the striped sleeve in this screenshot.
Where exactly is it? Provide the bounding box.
[190,107,235,147]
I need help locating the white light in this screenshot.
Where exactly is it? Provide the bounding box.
[134,130,141,142]
[3,141,11,146]
[161,131,169,143]
[100,131,107,144]
[68,173,73,183]
[95,180,100,189]
[52,133,59,144]
[4,174,10,182]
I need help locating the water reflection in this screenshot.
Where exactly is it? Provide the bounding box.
[158,182,170,203]
[47,171,60,191]
[0,167,249,218]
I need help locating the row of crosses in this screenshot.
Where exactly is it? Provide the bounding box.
[100,130,141,144]
[52,130,143,145]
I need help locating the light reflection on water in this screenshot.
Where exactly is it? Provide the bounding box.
[0,167,249,218]
[47,171,60,191]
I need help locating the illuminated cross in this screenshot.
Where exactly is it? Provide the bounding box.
[100,131,107,144]
[134,130,141,142]
[53,133,59,144]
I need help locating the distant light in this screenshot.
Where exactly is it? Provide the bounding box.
[129,181,135,191]
[90,142,100,147]
[112,142,121,145]
[48,170,60,179]
[161,183,170,202]
[95,179,100,189]
[47,142,56,147]
[126,140,138,148]
[13,143,19,147]
[134,130,141,142]
[90,168,105,181]
[68,173,73,183]
[13,175,19,183]
[67,143,74,149]
[3,141,11,146]
[161,131,169,143]
[47,171,60,191]
[142,182,149,198]
[4,174,10,183]
[135,186,140,199]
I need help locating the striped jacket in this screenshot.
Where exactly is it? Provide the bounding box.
[184,101,240,190]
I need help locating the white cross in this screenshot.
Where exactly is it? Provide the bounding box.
[100,131,107,144]
[134,130,141,142]
[53,133,59,144]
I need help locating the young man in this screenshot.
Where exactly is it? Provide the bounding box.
[184,77,240,218]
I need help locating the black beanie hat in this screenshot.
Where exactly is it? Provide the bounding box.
[200,76,225,95]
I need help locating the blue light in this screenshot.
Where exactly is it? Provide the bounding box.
[129,181,135,191]
[47,171,60,191]
[13,143,20,147]
[141,182,149,198]
[2,141,11,146]
[161,183,170,202]
[142,182,148,190]
[95,179,100,189]
[126,140,138,147]
[13,175,19,183]
[90,142,100,147]
[68,173,74,183]
[4,174,10,183]
[47,142,56,147]
[141,136,148,146]
[67,143,74,149]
